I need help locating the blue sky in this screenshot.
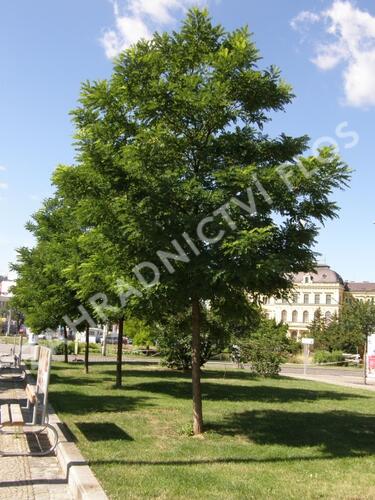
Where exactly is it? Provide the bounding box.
[1,0,374,281]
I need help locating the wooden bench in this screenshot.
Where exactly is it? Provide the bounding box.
[0,346,58,456]
[0,403,24,426]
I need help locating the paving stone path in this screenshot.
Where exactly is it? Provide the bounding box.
[0,375,73,499]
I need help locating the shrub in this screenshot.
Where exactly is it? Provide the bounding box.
[313,350,344,365]
[240,319,290,376]
[49,341,76,355]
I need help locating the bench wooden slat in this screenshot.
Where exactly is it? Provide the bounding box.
[9,404,24,426]
[1,404,11,425]
[26,384,37,404]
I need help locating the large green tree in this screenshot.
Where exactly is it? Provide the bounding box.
[52,9,349,433]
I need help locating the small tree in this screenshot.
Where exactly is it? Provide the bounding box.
[240,319,291,376]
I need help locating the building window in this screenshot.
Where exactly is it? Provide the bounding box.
[292,293,298,304]
[314,293,320,305]
[303,311,309,323]
[325,311,332,323]
[303,293,309,304]
[304,276,309,284]
[263,296,269,305]
[326,294,332,305]
[292,310,298,323]
[281,310,288,322]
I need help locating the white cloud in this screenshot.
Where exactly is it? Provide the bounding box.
[101,0,203,59]
[0,183,8,190]
[290,11,320,32]
[0,165,6,171]
[292,1,375,107]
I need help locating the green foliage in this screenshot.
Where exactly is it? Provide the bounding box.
[10,197,83,333]
[125,318,154,347]
[314,350,344,365]
[309,301,375,353]
[53,8,350,324]
[240,319,291,376]
[50,341,76,355]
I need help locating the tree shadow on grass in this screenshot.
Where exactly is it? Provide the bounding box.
[48,391,152,415]
[49,372,115,386]
[207,410,375,457]
[126,380,366,403]
[76,422,134,441]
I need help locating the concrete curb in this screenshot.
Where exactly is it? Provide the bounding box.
[25,371,108,499]
[47,412,108,500]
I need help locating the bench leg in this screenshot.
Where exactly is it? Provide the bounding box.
[0,423,59,457]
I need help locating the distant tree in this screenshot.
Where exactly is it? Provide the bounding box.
[125,318,153,349]
[11,198,82,364]
[308,308,332,351]
[309,301,374,354]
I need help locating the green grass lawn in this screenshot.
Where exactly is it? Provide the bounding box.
[48,361,375,500]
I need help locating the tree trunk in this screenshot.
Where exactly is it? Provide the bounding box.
[63,325,68,363]
[84,324,89,374]
[191,298,203,434]
[116,318,124,388]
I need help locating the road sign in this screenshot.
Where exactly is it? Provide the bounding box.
[301,337,314,345]
[366,333,375,380]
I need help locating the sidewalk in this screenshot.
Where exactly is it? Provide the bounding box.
[281,369,375,392]
[0,375,73,500]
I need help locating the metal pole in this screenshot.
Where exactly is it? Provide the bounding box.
[303,344,309,375]
[6,309,11,336]
[102,324,108,357]
[74,331,79,355]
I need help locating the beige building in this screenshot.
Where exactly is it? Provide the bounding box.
[346,282,375,304]
[262,264,346,339]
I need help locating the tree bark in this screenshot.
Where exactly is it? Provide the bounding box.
[63,325,68,364]
[84,324,89,374]
[116,318,124,388]
[192,298,203,434]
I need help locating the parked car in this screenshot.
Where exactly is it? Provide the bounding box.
[103,334,132,346]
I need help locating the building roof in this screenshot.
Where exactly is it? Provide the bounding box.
[346,282,375,293]
[293,265,344,285]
